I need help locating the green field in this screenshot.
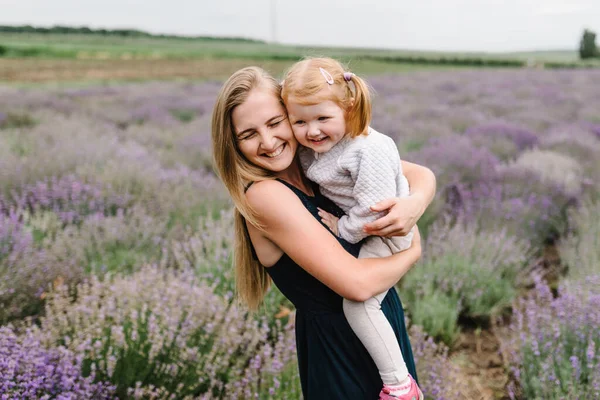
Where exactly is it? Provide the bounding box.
[1,32,597,66]
[1,32,599,85]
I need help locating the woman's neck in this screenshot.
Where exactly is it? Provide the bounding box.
[275,156,314,196]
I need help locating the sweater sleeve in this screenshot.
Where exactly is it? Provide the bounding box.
[337,135,401,244]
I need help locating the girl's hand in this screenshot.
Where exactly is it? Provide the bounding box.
[318,207,339,236]
[363,194,426,238]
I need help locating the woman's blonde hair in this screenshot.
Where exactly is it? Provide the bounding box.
[281,57,372,137]
[211,66,282,310]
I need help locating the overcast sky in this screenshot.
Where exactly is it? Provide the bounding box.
[1,0,599,52]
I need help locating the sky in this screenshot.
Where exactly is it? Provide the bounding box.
[1,0,599,52]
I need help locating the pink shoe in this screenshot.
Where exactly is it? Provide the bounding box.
[378,375,424,400]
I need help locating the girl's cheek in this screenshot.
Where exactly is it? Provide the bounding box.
[291,128,303,140]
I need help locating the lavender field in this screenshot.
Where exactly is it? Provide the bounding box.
[1,69,599,399]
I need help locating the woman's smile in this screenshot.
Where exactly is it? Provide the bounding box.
[262,143,286,158]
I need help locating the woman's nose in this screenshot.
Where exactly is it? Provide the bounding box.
[259,131,277,150]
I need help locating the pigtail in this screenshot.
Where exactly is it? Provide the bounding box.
[345,74,372,137]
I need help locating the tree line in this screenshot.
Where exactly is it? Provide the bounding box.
[0,25,262,42]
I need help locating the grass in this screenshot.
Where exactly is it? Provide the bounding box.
[0,33,591,63]
[1,32,598,84]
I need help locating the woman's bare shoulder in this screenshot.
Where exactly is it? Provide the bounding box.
[246,179,291,206]
[245,179,303,222]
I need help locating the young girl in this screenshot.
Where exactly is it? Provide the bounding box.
[281,58,423,400]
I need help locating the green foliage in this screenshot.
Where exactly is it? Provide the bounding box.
[375,54,524,68]
[0,112,37,129]
[401,221,530,345]
[404,287,462,345]
[579,29,599,59]
[169,108,196,123]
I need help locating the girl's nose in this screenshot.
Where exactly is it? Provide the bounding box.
[307,123,320,137]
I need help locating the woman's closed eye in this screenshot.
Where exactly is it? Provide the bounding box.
[237,130,257,141]
[269,118,284,128]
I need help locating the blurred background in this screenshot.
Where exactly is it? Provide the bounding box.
[1,1,599,400]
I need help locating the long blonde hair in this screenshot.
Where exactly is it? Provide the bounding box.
[281,57,372,137]
[211,66,282,310]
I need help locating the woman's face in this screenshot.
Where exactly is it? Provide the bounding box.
[232,86,298,173]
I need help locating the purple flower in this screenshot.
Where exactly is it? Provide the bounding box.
[0,326,115,398]
[465,122,539,151]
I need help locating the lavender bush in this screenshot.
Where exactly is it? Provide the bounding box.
[0,175,130,226]
[0,325,115,399]
[464,122,538,160]
[538,126,600,197]
[504,278,600,399]
[0,206,165,322]
[453,164,578,248]
[401,218,531,344]
[164,208,292,325]
[31,265,297,399]
[559,200,600,289]
[0,209,85,323]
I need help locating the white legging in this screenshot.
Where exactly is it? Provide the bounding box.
[343,232,413,385]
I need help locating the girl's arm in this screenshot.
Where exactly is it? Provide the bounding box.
[364,160,436,237]
[246,180,421,302]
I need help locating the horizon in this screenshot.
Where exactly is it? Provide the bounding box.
[0,23,583,56]
[1,0,599,53]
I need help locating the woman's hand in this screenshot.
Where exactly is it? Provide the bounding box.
[317,207,339,236]
[363,193,427,238]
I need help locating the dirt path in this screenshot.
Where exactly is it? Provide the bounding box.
[452,327,511,400]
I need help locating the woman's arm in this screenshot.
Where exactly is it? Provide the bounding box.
[364,160,436,237]
[246,180,421,302]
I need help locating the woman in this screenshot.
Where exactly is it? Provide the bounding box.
[211,66,436,399]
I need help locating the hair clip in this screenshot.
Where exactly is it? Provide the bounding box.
[343,72,354,82]
[319,68,334,85]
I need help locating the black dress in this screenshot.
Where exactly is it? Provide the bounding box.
[264,179,418,399]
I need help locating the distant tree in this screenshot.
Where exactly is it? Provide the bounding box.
[579,29,598,59]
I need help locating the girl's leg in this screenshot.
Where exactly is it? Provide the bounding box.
[343,291,409,385]
[345,236,409,385]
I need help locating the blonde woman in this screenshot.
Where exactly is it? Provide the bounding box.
[211,66,436,400]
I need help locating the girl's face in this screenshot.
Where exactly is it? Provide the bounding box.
[232,87,298,173]
[286,98,347,153]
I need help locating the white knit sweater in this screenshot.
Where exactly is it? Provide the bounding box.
[300,127,410,244]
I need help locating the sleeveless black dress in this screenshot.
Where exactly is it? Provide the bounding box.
[263,179,418,399]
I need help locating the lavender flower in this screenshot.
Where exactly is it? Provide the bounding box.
[0,325,115,399]
[4,175,130,225]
